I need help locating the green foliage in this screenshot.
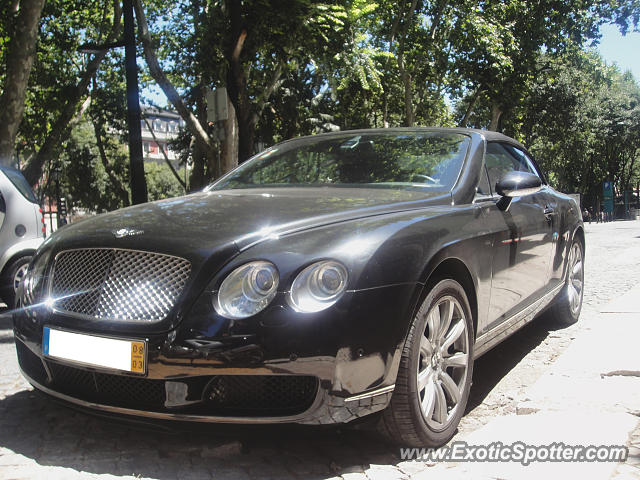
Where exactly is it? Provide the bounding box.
[50,121,129,213]
[16,0,114,162]
[3,0,640,214]
[512,49,640,208]
[145,161,185,201]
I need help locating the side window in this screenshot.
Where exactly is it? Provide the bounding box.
[504,145,543,182]
[485,142,536,192]
[476,165,491,195]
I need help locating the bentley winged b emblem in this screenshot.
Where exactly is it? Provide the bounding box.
[112,227,144,238]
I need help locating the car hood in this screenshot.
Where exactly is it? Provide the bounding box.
[48,187,449,257]
[37,187,451,335]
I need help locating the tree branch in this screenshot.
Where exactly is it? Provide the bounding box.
[23,0,122,184]
[459,86,483,127]
[92,118,131,207]
[141,115,186,189]
[232,29,247,62]
[396,0,419,126]
[0,0,46,165]
[133,0,214,153]
[255,62,284,117]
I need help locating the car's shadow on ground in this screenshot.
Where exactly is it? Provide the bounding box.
[0,309,573,479]
[0,307,13,331]
[466,312,570,412]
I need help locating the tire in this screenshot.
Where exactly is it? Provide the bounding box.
[0,255,31,307]
[546,238,584,325]
[379,279,474,447]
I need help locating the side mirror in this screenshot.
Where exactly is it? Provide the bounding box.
[496,171,542,211]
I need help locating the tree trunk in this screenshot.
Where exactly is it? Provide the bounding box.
[0,0,46,166]
[459,87,482,127]
[382,91,389,128]
[225,15,255,164]
[188,87,212,191]
[489,102,502,131]
[226,32,258,164]
[221,97,239,174]
[22,0,123,185]
[400,64,414,127]
[224,1,283,164]
[236,111,258,163]
[199,86,220,184]
[133,0,215,157]
[189,140,206,191]
[92,120,131,207]
[395,0,419,128]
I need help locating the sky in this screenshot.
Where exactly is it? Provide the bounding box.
[596,24,640,81]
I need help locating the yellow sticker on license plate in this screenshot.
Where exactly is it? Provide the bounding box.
[131,341,145,373]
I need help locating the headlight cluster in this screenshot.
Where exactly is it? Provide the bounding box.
[289,261,348,312]
[213,259,348,319]
[214,261,279,319]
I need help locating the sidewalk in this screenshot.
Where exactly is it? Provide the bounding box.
[412,284,640,480]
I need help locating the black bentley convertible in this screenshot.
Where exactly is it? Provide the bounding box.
[14,128,584,446]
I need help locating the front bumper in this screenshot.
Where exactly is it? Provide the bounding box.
[13,283,418,425]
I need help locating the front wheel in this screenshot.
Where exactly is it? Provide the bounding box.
[379,279,474,447]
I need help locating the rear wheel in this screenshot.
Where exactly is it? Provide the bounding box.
[380,279,474,447]
[547,238,584,325]
[1,255,31,307]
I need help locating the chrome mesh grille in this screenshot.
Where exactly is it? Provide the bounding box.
[51,249,191,322]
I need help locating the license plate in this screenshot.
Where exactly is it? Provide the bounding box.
[43,327,146,374]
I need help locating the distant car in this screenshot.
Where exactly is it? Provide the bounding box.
[14,128,583,447]
[0,166,44,306]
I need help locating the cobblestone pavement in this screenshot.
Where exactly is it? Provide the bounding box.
[1,220,638,480]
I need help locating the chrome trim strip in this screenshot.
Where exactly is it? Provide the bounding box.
[474,282,564,358]
[344,384,395,403]
[21,371,325,425]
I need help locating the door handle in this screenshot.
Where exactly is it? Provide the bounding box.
[544,206,554,220]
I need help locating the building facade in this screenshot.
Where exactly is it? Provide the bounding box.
[141,106,185,164]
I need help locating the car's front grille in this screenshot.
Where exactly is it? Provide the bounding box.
[205,375,319,415]
[15,340,48,384]
[47,361,166,409]
[50,249,191,322]
[43,361,318,416]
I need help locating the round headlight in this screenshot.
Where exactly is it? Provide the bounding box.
[289,260,348,313]
[214,261,279,319]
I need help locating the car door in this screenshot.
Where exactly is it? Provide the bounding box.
[481,142,554,328]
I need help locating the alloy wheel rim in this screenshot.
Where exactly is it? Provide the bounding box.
[13,263,28,293]
[567,243,584,315]
[417,295,469,430]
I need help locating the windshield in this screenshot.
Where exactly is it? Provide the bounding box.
[1,166,38,203]
[208,131,470,192]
